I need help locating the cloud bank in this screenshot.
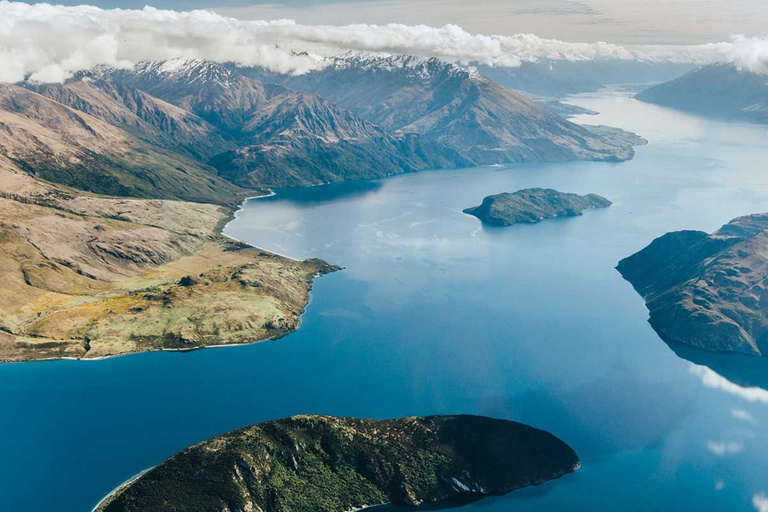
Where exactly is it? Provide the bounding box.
[0,1,765,83]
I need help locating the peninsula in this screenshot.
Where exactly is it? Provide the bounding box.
[617,213,768,356]
[0,165,338,362]
[95,414,580,512]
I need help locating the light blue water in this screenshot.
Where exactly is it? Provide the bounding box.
[3,91,768,511]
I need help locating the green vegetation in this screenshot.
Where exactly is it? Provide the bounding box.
[464,188,612,227]
[97,415,579,512]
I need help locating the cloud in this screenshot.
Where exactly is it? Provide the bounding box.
[706,440,744,457]
[728,35,768,75]
[754,493,768,512]
[690,364,768,403]
[0,1,765,84]
[732,408,757,424]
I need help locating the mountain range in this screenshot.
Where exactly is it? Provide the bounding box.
[239,53,640,165]
[476,60,695,98]
[0,55,644,206]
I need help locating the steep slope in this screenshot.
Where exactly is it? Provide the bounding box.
[24,76,234,161]
[464,188,611,226]
[105,59,463,188]
[0,83,244,204]
[95,415,579,512]
[617,213,768,356]
[636,64,768,123]
[241,53,643,165]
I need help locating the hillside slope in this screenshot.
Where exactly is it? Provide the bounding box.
[0,83,244,204]
[105,59,464,188]
[617,213,768,356]
[96,415,579,512]
[0,162,336,362]
[242,54,643,165]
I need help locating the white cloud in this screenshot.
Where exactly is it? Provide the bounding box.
[732,408,757,423]
[690,364,768,404]
[706,440,744,457]
[0,1,766,84]
[754,493,768,512]
[728,35,768,75]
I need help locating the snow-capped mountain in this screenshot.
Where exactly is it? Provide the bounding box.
[238,53,641,164]
[3,55,642,201]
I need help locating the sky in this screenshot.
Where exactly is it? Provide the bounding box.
[14,0,768,44]
[3,1,768,84]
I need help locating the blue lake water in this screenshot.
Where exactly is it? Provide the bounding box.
[3,90,768,511]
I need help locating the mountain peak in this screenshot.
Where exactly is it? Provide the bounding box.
[120,58,240,88]
[331,52,483,82]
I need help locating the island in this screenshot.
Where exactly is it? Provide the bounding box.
[94,414,580,512]
[617,213,768,356]
[464,188,612,227]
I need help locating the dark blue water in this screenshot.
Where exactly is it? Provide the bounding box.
[3,91,768,511]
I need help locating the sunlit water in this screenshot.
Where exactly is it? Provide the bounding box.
[3,91,768,511]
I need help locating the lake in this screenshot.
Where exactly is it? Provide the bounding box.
[3,90,768,511]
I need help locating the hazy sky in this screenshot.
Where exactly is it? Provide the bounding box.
[16,0,768,44]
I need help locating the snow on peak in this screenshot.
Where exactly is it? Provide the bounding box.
[330,52,484,82]
[128,58,239,87]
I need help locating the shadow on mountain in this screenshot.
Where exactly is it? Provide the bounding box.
[669,342,768,391]
[261,179,384,207]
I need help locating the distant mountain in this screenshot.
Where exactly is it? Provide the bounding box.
[636,64,768,123]
[103,58,463,188]
[239,53,642,165]
[477,60,695,98]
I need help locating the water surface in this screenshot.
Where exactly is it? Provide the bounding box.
[2,91,768,511]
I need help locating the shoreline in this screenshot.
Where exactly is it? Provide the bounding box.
[3,281,323,365]
[1,184,338,366]
[91,468,152,512]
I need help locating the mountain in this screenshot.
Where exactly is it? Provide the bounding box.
[0,83,244,204]
[636,64,768,123]
[95,415,579,512]
[238,53,644,165]
[104,58,464,188]
[617,213,768,356]
[5,56,645,201]
[464,188,612,226]
[24,76,234,162]
[477,60,695,98]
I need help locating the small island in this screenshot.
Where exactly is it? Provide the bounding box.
[617,213,768,356]
[464,188,612,227]
[95,415,580,512]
